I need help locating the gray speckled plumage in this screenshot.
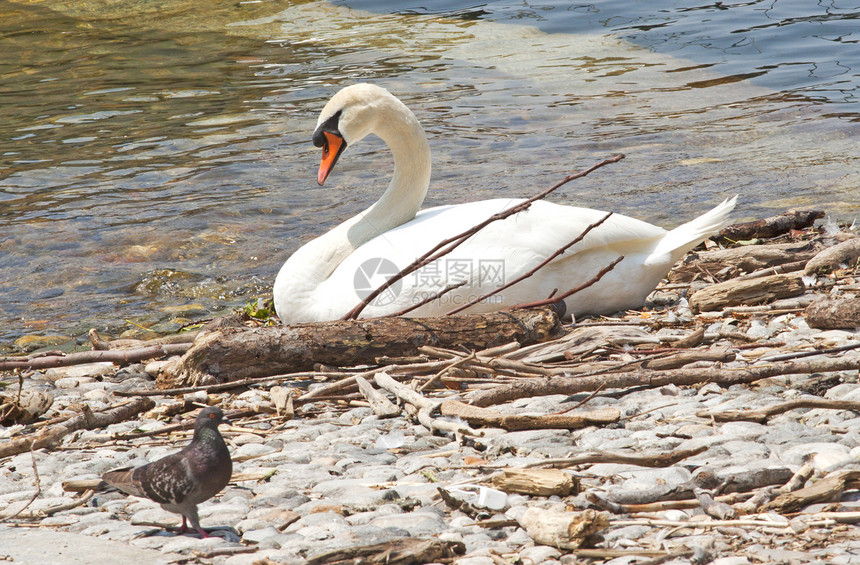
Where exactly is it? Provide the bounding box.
[102,406,232,537]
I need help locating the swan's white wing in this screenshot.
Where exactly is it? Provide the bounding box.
[316,198,670,317]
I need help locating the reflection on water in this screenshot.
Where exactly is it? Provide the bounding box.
[0,0,858,345]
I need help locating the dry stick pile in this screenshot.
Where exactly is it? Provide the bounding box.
[2,159,860,559]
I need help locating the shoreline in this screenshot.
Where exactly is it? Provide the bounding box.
[2,210,860,564]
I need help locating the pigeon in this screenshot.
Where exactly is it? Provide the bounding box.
[102,406,232,537]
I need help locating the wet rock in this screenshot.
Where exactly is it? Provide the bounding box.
[13,334,72,352]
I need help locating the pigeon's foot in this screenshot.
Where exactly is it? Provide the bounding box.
[199,526,241,542]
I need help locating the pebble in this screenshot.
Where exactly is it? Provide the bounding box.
[3,292,860,564]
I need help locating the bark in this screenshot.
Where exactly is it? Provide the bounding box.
[518,508,609,550]
[160,308,562,388]
[804,237,860,274]
[0,391,53,426]
[669,240,823,283]
[689,273,806,312]
[715,210,824,243]
[490,468,580,496]
[764,469,860,513]
[306,538,465,565]
[805,297,860,329]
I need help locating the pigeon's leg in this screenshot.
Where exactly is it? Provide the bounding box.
[185,506,209,538]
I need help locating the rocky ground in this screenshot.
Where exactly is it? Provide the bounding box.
[2,213,860,565]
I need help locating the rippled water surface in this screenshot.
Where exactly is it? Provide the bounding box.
[1,0,858,344]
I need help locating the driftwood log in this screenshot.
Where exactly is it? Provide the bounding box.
[0,390,53,426]
[689,273,806,312]
[804,237,860,274]
[160,308,562,388]
[490,468,580,496]
[306,538,465,565]
[805,298,860,329]
[517,508,609,550]
[764,469,860,513]
[669,241,823,283]
[715,210,823,244]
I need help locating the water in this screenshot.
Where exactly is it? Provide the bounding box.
[1,0,858,345]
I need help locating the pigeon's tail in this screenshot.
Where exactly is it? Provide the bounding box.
[102,467,147,498]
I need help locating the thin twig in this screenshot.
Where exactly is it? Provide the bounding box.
[0,447,40,522]
[552,383,606,414]
[386,280,468,318]
[446,211,614,315]
[508,255,624,310]
[341,154,625,320]
[418,352,477,392]
[759,341,860,362]
[0,343,190,371]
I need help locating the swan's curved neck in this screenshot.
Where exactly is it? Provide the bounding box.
[275,100,431,316]
[352,115,431,242]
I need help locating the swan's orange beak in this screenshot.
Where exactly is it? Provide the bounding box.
[318,132,345,185]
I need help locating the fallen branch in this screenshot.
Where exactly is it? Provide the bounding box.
[697,398,860,423]
[2,490,95,521]
[805,297,860,330]
[0,397,155,459]
[0,343,190,372]
[374,373,479,437]
[341,154,625,320]
[440,399,619,431]
[518,507,609,550]
[587,491,752,514]
[468,354,860,407]
[764,469,860,513]
[689,273,806,312]
[161,307,562,387]
[804,237,860,275]
[642,348,735,371]
[715,209,823,243]
[522,445,707,469]
[307,538,465,565]
[490,468,580,496]
[694,487,737,520]
[735,463,814,514]
[297,360,452,403]
[355,376,400,417]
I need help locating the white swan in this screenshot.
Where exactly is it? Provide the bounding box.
[273,84,736,324]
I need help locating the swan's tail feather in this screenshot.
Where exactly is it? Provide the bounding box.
[649,195,738,261]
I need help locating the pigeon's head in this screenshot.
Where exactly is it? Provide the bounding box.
[195,406,230,430]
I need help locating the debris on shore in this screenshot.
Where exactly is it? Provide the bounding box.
[2,209,859,565]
